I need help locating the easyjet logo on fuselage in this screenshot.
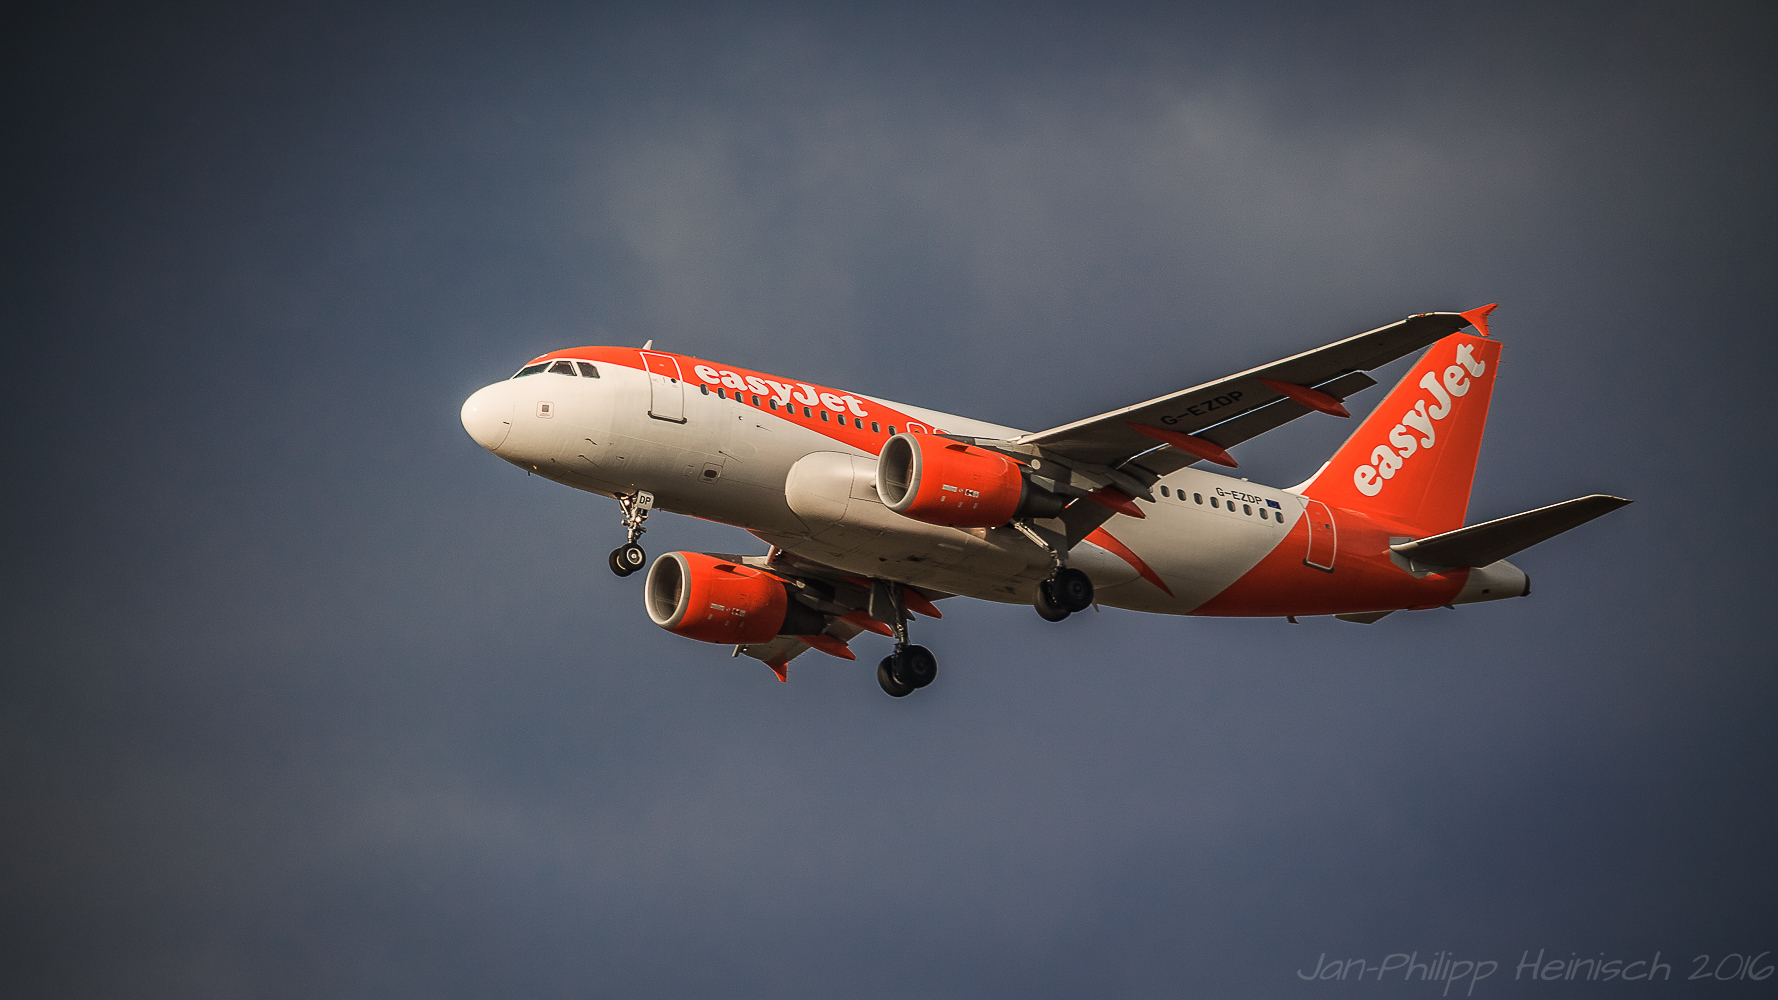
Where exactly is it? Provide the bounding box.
[692,364,872,418]
[1352,344,1488,497]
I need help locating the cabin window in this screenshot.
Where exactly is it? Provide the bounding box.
[819,410,829,422]
[717,388,727,399]
[699,384,709,395]
[751,395,760,406]
[871,421,881,433]
[887,425,897,434]
[1160,486,1170,498]
[1194,493,1203,504]
[576,362,600,378]
[1243,504,1252,515]
[1210,497,1219,508]
[513,363,548,378]
[803,406,812,417]
[548,360,575,375]
[769,399,778,410]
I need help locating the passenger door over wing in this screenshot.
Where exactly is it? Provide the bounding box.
[640,351,687,423]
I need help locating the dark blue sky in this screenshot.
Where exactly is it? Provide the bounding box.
[4,2,1775,996]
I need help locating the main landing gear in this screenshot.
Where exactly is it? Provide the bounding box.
[877,644,937,698]
[870,579,939,698]
[608,490,655,577]
[1010,518,1094,622]
[1033,568,1095,622]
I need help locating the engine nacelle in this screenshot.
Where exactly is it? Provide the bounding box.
[876,433,1065,528]
[644,551,827,645]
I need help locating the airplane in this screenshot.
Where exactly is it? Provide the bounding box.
[460,305,1629,697]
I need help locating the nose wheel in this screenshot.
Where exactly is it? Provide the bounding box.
[609,490,655,577]
[608,543,647,577]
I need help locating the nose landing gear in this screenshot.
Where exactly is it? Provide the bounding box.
[608,490,655,577]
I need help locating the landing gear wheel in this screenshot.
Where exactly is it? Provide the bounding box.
[1052,568,1095,613]
[609,543,646,577]
[877,659,914,697]
[1034,580,1071,622]
[890,644,937,689]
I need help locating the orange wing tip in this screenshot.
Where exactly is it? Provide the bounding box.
[799,634,857,661]
[840,610,895,637]
[1459,303,1498,338]
[1259,379,1351,418]
[768,662,789,682]
[901,589,943,619]
[1127,423,1238,467]
[1088,486,1146,519]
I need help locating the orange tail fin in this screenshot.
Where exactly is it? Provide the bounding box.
[1299,330,1503,535]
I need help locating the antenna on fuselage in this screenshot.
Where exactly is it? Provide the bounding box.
[642,339,653,350]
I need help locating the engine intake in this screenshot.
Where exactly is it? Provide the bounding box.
[876,433,1065,528]
[644,551,824,645]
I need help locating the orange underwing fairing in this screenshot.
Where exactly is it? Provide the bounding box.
[1259,379,1353,418]
[1128,423,1239,467]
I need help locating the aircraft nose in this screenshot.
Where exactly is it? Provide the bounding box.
[461,384,513,451]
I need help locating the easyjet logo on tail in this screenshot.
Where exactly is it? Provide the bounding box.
[1352,344,1489,497]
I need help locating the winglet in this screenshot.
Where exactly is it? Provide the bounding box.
[767,661,789,682]
[1259,379,1351,418]
[1459,303,1498,339]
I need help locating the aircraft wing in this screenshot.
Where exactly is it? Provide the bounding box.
[721,548,951,680]
[1014,307,1496,476]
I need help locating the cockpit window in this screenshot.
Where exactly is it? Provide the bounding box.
[548,360,576,375]
[576,362,600,378]
[513,363,548,378]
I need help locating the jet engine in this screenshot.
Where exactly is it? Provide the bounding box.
[876,433,1066,528]
[644,551,825,644]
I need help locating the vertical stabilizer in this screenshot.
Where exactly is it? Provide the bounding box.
[1299,330,1503,535]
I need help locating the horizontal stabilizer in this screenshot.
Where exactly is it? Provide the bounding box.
[1390,495,1632,570]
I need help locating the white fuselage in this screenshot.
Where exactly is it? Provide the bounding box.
[462,355,1304,614]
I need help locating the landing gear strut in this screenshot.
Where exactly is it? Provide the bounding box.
[608,490,654,577]
[1013,519,1094,621]
[870,579,939,697]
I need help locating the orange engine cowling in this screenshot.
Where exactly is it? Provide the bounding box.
[876,433,1065,528]
[645,551,792,645]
